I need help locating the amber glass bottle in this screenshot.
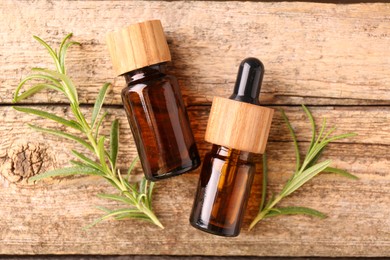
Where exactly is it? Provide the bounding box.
[190,58,274,236]
[106,20,200,181]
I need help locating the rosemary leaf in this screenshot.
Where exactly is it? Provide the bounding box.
[280,109,300,173]
[91,83,110,128]
[32,68,79,105]
[302,104,316,152]
[71,150,103,171]
[84,208,146,230]
[13,106,83,131]
[13,74,63,102]
[70,160,89,167]
[264,206,327,219]
[13,83,63,102]
[127,156,139,180]
[109,119,119,170]
[324,167,359,180]
[97,136,109,174]
[94,111,108,140]
[28,124,94,152]
[94,206,148,221]
[59,38,81,73]
[97,193,134,205]
[281,160,331,197]
[58,33,73,56]
[147,181,155,209]
[33,35,62,72]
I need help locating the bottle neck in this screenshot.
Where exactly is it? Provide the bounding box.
[123,63,167,84]
[211,145,254,163]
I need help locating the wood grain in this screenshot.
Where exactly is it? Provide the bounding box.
[0,174,388,256]
[1,1,390,106]
[1,105,388,183]
[1,0,390,257]
[0,105,389,256]
[2,105,388,148]
[0,144,388,256]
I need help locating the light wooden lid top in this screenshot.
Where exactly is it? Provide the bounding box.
[205,97,274,154]
[106,20,171,76]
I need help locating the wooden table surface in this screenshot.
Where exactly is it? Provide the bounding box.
[0,0,389,257]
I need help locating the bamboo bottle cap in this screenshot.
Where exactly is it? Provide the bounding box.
[205,58,274,154]
[205,97,274,154]
[106,20,171,76]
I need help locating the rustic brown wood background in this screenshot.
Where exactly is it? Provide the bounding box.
[0,0,389,257]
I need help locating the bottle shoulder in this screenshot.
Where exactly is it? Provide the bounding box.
[208,145,255,165]
[123,74,176,90]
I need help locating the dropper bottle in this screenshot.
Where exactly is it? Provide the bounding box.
[190,57,274,236]
[106,20,200,181]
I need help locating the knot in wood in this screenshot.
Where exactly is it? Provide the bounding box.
[0,142,54,185]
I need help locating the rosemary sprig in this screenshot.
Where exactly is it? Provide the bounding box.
[249,105,358,230]
[12,34,163,229]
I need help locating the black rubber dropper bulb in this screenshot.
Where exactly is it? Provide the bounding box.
[229,57,264,105]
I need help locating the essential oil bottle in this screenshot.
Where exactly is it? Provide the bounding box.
[190,58,274,236]
[106,20,200,181]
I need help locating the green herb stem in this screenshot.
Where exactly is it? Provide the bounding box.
[249,195,283,230]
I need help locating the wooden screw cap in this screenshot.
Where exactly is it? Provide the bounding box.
[205,97,274,154]
[106,20,171,76]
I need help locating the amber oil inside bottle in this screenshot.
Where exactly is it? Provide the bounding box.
[190,145,255,236]
[122,63,200,181]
